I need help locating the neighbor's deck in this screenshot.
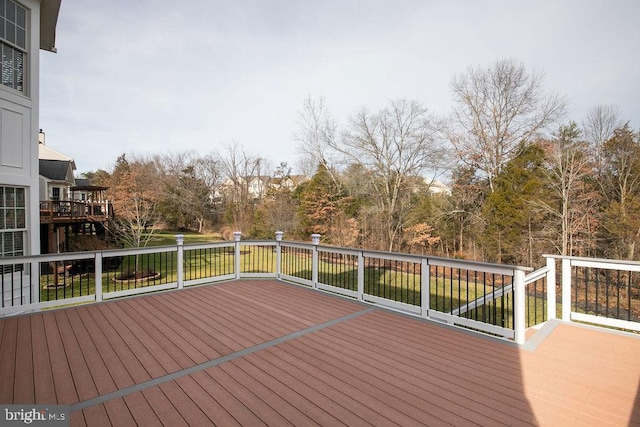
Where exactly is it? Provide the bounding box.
[1,279,639,426]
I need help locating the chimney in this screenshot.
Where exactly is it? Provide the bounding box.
[39,129,45,145]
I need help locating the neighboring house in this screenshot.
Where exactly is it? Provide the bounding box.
[38,137,112,254]
[426,178,452,196]
[216,174,310,202]
[0,0,61,264]
[39,158,75,201]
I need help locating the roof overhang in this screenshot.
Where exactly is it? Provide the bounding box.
[40,0,62,53]
[70,185,109,192]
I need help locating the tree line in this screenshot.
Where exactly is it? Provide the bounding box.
[85,59,639,267]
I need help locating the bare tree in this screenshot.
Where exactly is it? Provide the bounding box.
[537,123,597,256]
[445,58,565,192]
[217,142,264,233]
[583,104,622,148]
[294,95,340,183]
[332,99,446,252]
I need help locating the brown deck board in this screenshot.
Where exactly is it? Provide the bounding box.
[0,316,17,402]
[42,311,78,404]
[123,391,163,426]
[217,360,318,426]
[171,375,240,426]
[102,398,135,426]
[54,310,99,402]
[95,303,168,379]
[75,306,135,391]
[86,304,153,385]
[31,314,57,403]
[1,279,639,426]
[13,316,33,403]
[190,370,265,426]
[65,309,117,397]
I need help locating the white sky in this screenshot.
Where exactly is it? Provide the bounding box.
[40,0,640,175]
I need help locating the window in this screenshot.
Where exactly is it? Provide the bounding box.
[51,187,60,200]
[0,186,26,273]
[0,0,27,92]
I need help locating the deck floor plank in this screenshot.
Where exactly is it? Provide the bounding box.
[87,303,154,385]
[80,402,111,427]
[108,299,185,374]
[122,391,163,426]
[102,398,136,426]
[41,311,78,405]
[30,314,57,403]
[204,365,294,426]
[296,325,535,426]
[96,302,171,378]
[242,350,365,427]
[0,317,17,403]
[189,370,266,426]
[254,346,406,426]
[65,309,117,397]
[172,375,241,427]
[75,306,135,391]
[13,316,33,403]
[54,310,100,402]
[311,314,536,422]
[218,359,319,426]
[231,356,342,427]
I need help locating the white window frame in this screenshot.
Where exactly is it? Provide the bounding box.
[0,186,26,273]
[0,0,28,93]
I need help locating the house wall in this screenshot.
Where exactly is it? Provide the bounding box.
[0,0,42,256]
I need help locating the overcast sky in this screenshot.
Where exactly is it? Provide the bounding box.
[40,0,640,175]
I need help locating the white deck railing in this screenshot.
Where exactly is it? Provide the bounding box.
[4,233,637,343]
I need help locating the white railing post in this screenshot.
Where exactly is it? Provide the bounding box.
[275,231,283,279]
[514,269,526,345]
[561,257,572,321]
[30,260,40,305]
[95,252,103,302]
[176,234,184,289]
[234,231,242,279]
[357,251,364,301]
[546,257,556,320]
[421,258,430,319]
[311,234,320,290]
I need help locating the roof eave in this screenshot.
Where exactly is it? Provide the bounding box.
[40,0,62,53]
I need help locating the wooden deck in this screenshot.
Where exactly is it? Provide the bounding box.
[1,279,639,426]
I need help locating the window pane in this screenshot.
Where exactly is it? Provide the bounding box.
[0,187,4,207]
[16,5,24,28]
[15,187,24,206]
[5,1,13,23]
[14,50,21,90]
[5,21,14,44]
[14,231,23,256]
[4,231,13,253]
[0,0,5,19]
[16,26,23,48]
[16,208,24,228]
[0,20,4,40]
[6,187,15,207]
[5,209,14,228]
[2,44,12,87]
[0,209,5,229]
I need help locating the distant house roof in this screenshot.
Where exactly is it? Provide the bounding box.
[39,142,76,170]
[39,159,74,182]
[74,178,90,187]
